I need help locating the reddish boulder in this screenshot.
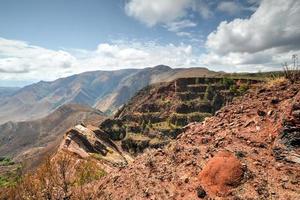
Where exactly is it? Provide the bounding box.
[198,151,244,197]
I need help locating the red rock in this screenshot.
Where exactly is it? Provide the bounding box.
[198,151,244,197]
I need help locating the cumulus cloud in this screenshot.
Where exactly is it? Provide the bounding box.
[0,38,76,81]
[206,0,300,54]
[79,41,198,71]
[0,37,202,82]
[203,0,300,71]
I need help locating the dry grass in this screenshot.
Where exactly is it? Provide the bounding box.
[266,76,288,88]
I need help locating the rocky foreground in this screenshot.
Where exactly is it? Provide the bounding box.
[89,80,300,199]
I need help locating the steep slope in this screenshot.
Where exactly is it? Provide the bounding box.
[100,77,259,154]
[91,80,300,199]
[95,66,221,112]
[0,124,133,199]
[0,69,136,124]
[0,66,219,124]
[0,104,106,169]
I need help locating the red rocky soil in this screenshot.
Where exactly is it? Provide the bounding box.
[89,80,300,200]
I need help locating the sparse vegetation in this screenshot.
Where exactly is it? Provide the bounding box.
[222,77,235,89]
[229,85,238,94]
[204,84,214,100]
[0,154,108,200]
[0,170,22,187]
[75,161,106,186]
[282,54,300,83]
[238,83,249,94]
[0,157,15,166]
[267,76,287,87]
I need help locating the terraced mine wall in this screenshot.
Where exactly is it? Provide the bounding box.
[100,77,261,155]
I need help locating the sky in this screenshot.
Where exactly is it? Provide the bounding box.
[0,0,299,87]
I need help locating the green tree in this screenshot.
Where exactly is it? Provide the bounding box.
[229,85,238,94]
[238,83,249,94]
[222,77,235,89]
[204,84,214,100]
[212,93,223,112]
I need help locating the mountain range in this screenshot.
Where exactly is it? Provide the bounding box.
[0,65,219,124]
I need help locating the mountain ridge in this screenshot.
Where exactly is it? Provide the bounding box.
[0,103,106,170]
[0,66,219,124]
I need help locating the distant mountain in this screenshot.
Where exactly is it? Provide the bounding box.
[0,87,20,98]
[94,66,220,112]
[0,104,106,169]
[0,65,219,124]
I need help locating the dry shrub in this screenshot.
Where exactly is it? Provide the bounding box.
[266,76,288,88]
[2,153,107,200]
[282,55,300,83]
[74,159,106,186]
[198,151,244,197]
[3,155,74,200]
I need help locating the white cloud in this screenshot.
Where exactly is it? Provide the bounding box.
[203,0,300,71]
[0,37,203,82]
[0,38,76,81]
[125,0,215,27]
[125,0,193,26]
[217,1,241,15]
[79,41,198,71]
[176,32,192,37]
[206,0,300,54]
[164,19,197,32]
[192,0,213,19]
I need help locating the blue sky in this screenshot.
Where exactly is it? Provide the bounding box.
[0,0,299,86]
[0,0,254,49]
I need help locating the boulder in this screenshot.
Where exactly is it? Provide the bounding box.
[198,151,244,197]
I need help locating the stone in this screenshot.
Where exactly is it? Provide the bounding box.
[196,186,207,198]
[271,98,280,104]
[198,151,244,196]
[257,110,266,117]
[292,110,300,119]
[267,110,274,116]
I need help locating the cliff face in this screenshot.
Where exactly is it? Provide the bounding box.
[58,124,133,169]
[91,80,300,200]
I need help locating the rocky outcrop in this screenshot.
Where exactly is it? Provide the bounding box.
[60,124,133,167]
[273,91,300,164]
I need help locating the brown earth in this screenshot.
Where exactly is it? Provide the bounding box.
[88,79,300,200]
